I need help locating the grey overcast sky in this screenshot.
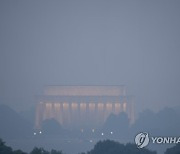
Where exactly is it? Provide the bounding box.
[0,0,180,112]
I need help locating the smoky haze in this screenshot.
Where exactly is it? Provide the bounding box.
[0,0,180,113]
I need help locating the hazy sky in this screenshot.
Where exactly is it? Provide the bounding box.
[0,0,180,112]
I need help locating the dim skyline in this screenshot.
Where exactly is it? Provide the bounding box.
[0,0,180,113]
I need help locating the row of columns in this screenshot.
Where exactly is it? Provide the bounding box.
[35,101,134,130]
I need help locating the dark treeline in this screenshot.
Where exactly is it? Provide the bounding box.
[0,104,180,140]
[1,138,180,154]
[1,104,180,154]
[0,138,62,154]
[100,107,180,142]
[79,140,156,154]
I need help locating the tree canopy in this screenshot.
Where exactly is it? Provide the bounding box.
[85,140,156,154]
[165,144,180,154]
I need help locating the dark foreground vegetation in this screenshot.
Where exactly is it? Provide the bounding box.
[0,138,62,154]
[79,140,156,154]
[1,138,180,154]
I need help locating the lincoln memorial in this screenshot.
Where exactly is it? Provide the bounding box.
[35,86,134,130]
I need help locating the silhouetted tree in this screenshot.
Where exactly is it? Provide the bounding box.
[0,105,32,139]
[85,140,156,154]
[13,150,27,154]
[0,138,13,154]
[50,149,63,154]
[103,112,130,139]
[165,144,180,154]
[30,147,49,154]
[42,118,62,135]
[125,143,156,154]
[30,147,63,154]
[0,138,27,154]
[0,138,5,146]
[131,107,180,137]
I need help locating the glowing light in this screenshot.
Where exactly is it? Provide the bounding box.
[54,103,60,109]
[123,102,127,111]
[89,103,95,111]
[115,103,121,114]
[63,103,69,110]
[34,132,36,135]
[80,103,86,110]
[98,103,104,110]
[71,103,78,110]
[101,133,104,136]
[39,131,42,134]
[36,86,134,130]
[46,103,52,108]
[110,131,113,135]
[106,103,112,111]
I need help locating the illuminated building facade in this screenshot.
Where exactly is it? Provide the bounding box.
[35,86,134,130]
